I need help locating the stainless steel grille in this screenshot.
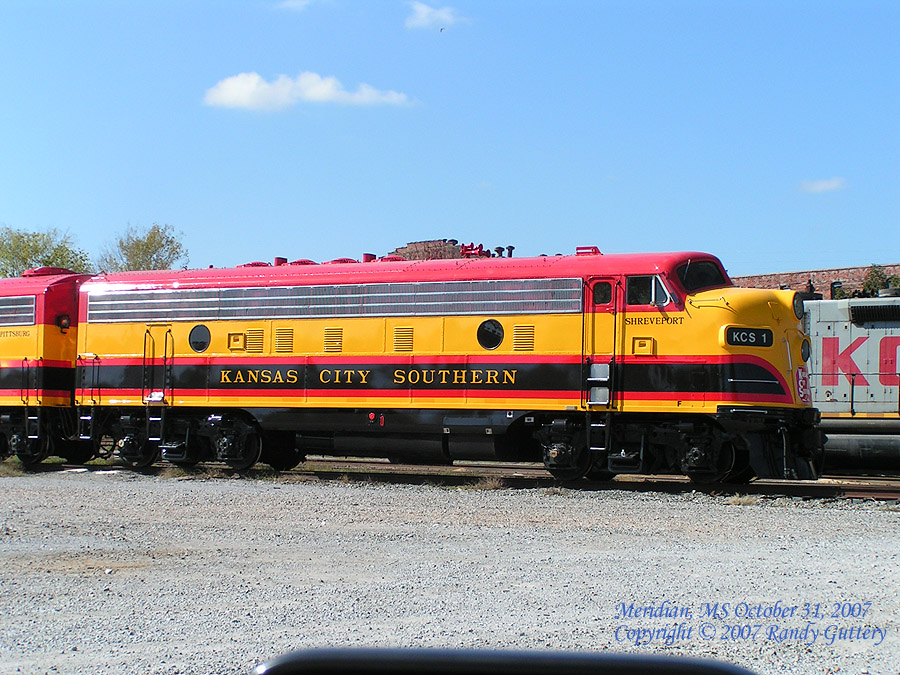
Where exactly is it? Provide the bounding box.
[86,278,583,323]
[0,296,36,326]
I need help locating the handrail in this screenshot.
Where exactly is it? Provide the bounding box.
[20,357,29,405]
[142,328,152,404]
[164,328,174,405]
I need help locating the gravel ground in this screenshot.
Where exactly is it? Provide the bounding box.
[1,466,898,675]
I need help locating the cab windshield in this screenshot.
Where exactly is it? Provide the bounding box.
[676,259,729,292]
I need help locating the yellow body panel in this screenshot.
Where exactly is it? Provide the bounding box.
[78,314,585,359]
[0,324,78,363]
[76,286,809,413]
[0,323,77,408]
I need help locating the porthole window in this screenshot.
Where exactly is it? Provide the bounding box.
[189,324,211,353]
[477,319,504,350]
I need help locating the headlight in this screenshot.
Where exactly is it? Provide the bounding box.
[792,293,805,320]
[800,338,811,363]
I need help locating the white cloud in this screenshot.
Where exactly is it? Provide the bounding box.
[405,1,460,29]
[204,71,411,110]
[799,177,847,194]
[275,0,312,11]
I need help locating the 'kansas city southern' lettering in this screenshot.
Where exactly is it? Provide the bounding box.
[215,366,520,388]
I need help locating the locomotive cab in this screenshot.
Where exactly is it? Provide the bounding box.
[549,252,822,482]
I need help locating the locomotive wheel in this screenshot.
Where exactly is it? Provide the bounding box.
[60,439,96,465]
[262,432,304,471]
[546,443,592,481]
[585,456,614,481]
[724,465,755,484]
[685,440,735,484]
[15,436,50,468]
[723,442,754,484]
[118,436,160,470]
[95,435,116,460]
[225,427,262,471]
[263,449,303,471]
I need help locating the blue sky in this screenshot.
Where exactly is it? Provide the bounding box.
[0,1,897,276]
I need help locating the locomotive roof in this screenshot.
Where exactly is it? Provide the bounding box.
[0,269,89,297]
[80,251,728,292]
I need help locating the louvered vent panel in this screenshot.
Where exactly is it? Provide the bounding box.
[512,325,535,351]
[324,327,343,353]
[393,326,414,352]
[849,302,900,325]
[274,328,294,353]
[245,329,265,353]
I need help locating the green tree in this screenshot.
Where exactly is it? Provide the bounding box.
[862,264,889,297]
[97,223,189,272]
[0,226,91,278]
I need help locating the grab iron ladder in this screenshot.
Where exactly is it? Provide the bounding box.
[20,358,41,440]
[585,360,612,456]
[78,355,100,441]
[142,327,174,443]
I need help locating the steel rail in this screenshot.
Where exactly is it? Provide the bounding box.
[36,456,900,500]
[282,458,900,501]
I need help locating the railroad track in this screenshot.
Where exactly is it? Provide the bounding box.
[23,455,900,501]
[285,457,900,501]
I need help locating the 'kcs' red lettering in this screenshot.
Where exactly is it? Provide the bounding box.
[821,337,869,387]
[879,336,900,386]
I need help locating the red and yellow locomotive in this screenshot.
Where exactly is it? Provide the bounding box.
[0,267,92,465]
[1,248,823,480]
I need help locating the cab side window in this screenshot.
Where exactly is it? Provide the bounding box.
[626,275,670,306]
[592,282,612,305]
[627,276,652,305]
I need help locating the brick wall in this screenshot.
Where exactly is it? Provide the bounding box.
[732,264,900,298]
[390,240,518,260]
[390,239,462,260]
